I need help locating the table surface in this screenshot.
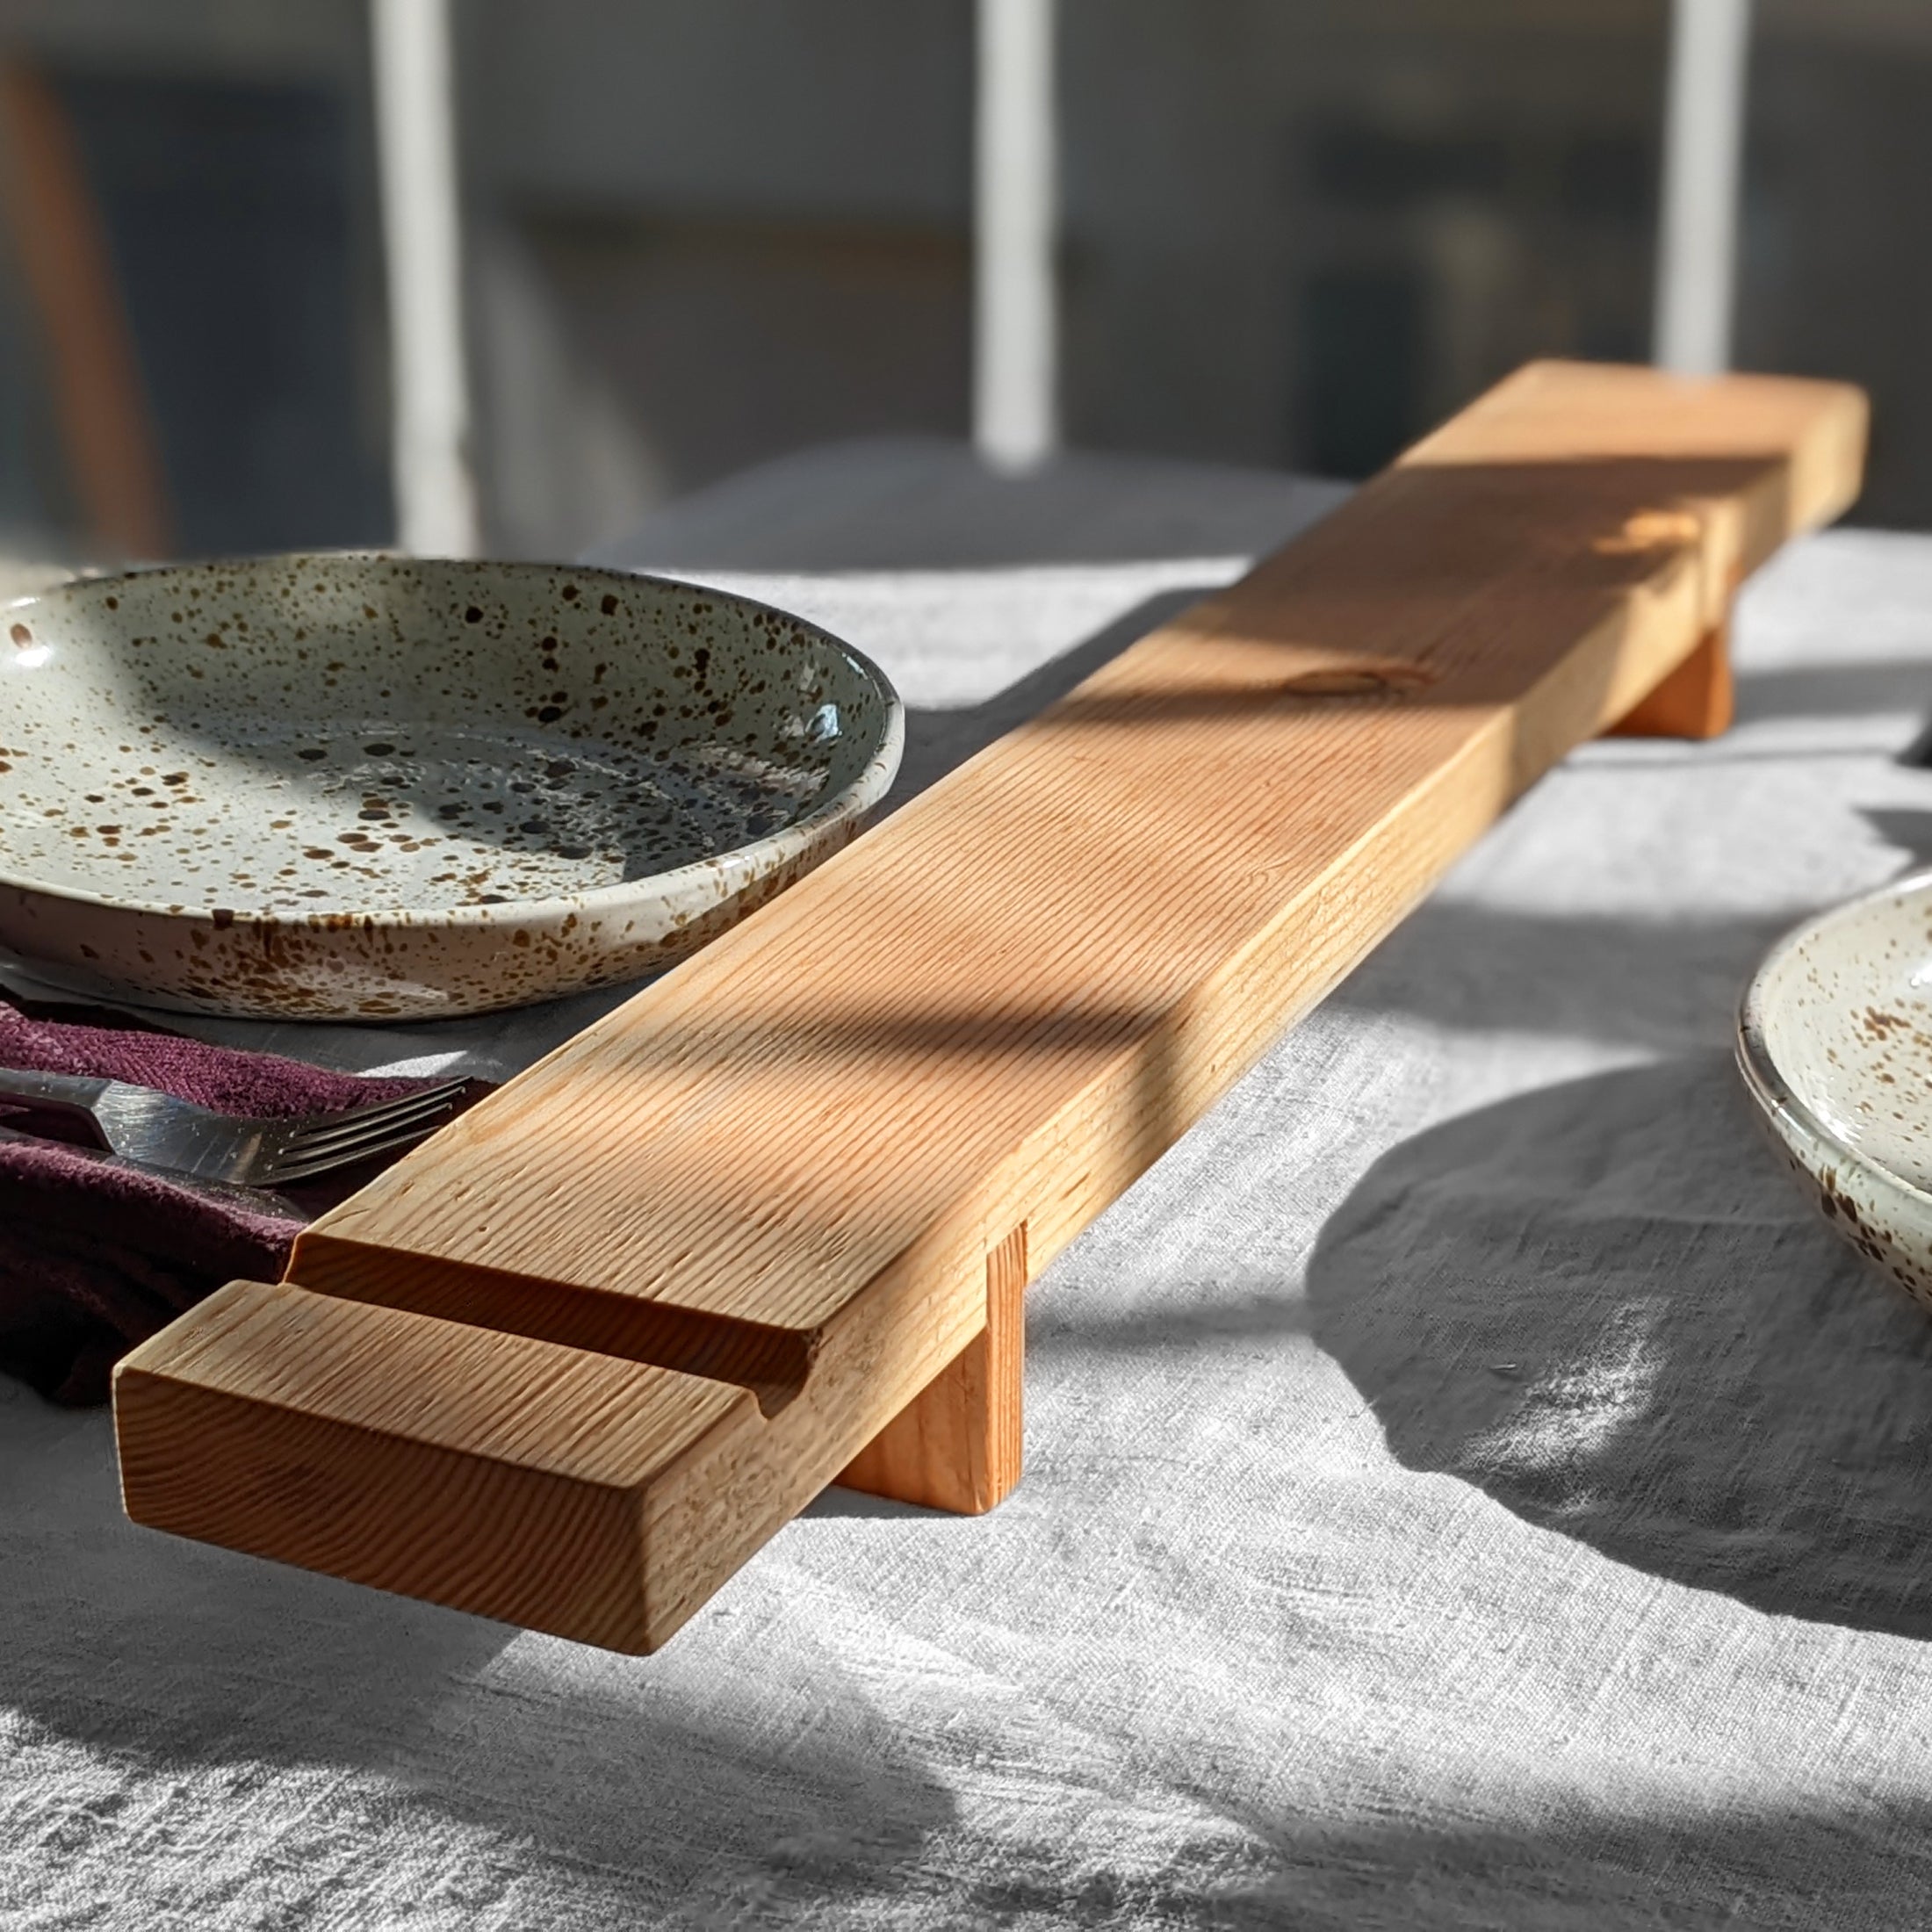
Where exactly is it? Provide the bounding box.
[7,439,1932,1928]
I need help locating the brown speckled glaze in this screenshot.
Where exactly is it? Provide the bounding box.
[1738,870,1932,1312]
[0,554,902,1019]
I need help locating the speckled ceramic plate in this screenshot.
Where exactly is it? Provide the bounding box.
[0,554,902,1020]
[1738,870,1932,1310]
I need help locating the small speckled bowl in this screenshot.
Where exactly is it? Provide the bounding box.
[0,554,902,1020]
[1738,870,1932,1309]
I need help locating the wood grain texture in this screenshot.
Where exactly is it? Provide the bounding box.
[113,362,1868,1649]
[116,1280,773,1652]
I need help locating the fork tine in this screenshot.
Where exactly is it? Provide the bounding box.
[261,1111,458,1186]
[284,1078,469,1139]
[279,1091,462,1164]
[279,1082,467,1157]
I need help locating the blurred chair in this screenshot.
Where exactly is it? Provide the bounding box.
[0,55,171,560]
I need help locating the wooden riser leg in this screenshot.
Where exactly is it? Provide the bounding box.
[839,1222,1027,1514]
[1607,615,1734,739]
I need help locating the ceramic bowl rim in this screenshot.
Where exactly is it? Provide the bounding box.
[1735,865,1932,1221]
[0,551,905,930]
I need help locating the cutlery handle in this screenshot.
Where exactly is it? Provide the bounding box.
[0,1066,113,1143]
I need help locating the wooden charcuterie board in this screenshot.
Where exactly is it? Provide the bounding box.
[113,361,1867,1651]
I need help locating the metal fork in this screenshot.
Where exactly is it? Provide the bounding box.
[0,1067,466,1186]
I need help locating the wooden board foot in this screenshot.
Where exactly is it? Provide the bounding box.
[838,1222,1028,1514]
[1608,613,1734,739]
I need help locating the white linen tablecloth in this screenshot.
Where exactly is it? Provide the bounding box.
[6,441,1932,1928]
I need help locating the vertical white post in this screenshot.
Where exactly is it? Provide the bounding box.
[371,0,480,555]
[974,0,1058,470]
[1653,0,1754,376]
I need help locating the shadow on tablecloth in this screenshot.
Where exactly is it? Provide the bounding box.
[0,1393,957,1921]
[1307,1050,1932,1640]
[1326,902,1804,1054]
[7,1064,1924,1918]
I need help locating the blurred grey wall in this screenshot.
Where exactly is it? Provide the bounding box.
[459,0,975,557]
[1742,1,1932,526]
[461,0,1669,552]
[0,0,1929,559]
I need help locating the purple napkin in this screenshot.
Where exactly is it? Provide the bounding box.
[0,995,484,1405]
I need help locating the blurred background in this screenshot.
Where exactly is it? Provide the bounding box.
[0,0,1921,567]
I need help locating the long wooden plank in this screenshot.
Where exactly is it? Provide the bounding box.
[115,362,1867,1648]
